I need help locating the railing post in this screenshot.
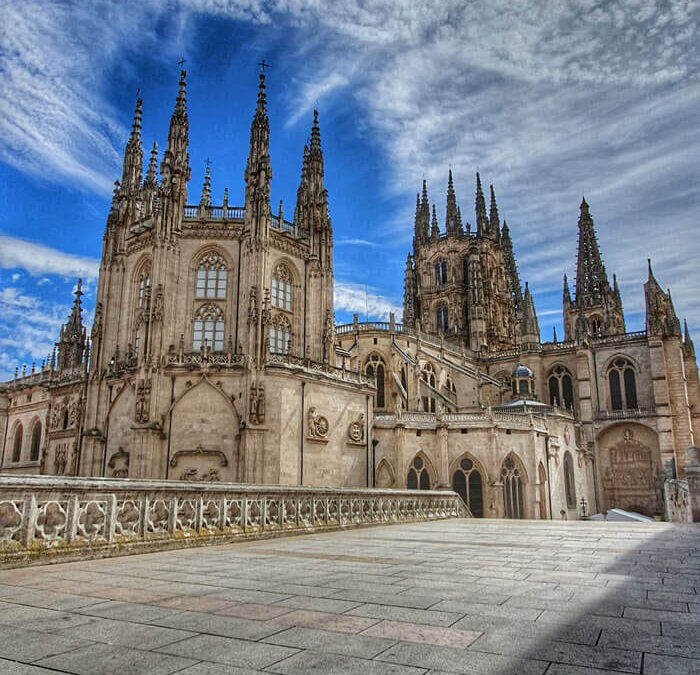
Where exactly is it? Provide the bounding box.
[196,497,204,533]
[168,498,177,534]
[65,495,79,544]
[105,494,117,543]
[19,495,36,548]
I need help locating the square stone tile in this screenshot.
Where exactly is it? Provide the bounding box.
[153,610,282,640]
[346,603,463,627]
[269,609,380,634]
[643,653,700,674]
[215,602,295,621]
[0,624,93,663]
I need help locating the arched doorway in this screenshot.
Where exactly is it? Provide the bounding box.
[452,456,484,517]
[502,455,525,519]
[407,455,431,490]
[538,462,548,520]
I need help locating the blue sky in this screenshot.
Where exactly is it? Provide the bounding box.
[0,0,698,380]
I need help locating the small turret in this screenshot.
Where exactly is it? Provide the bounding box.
[645,259,681,337]
[445,170,459,236]
[430,204,439,239]
[55,280,87,374]
[489,184,500,241]
[200,166,212,210]
[520,282,540,344]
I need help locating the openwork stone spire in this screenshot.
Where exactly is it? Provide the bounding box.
[160,70,191,192]
[574,197,609,307]
[489,184,500,235]
[244,72,272,217]
[431,204,439,238]
[143,142,158,189]
[121,96,143,193]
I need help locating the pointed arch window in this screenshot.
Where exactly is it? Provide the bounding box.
[436,305,449,332]
[452,456,483,517]
[137,265,151,308]
[269,315,292,355]
[502,455,524,519]
[407,455,431,490]
[421,362,437,412]
[365,354,386,409]
[434,259,447,285]
[193,304,224,351]
[12,424,23,463]
[196,252,227,299]
[608,358,637,411]
[548,365,574,409]
[30,422,41,462]
[271,263,293,312]
[563,451,576,509]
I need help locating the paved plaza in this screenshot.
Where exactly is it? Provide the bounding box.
[0,519,697,674]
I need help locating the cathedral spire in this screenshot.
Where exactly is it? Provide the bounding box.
[574,197,609,308]
[684,319,696,358]
[160,69,191,199]
[445,169,459,236]
[501,220,522,307]
[244,71,272,227]
[563,274,571,303]
[489,184,500,235]
[200,166,211,209]
[121,95,143,193]
[143,142,158,189]
[475,172,488,236]
[431,204,439,238]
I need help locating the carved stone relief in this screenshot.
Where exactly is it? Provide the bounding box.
[347,413,365,443]
[108,447,130,478]
[307,407,329,440]
[249,385,265,425]
[135,379,151,423]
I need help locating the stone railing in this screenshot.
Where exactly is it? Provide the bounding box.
[266,353,375,386]
[166,350,246,369]
[664,479,692,523]
[594,407,655,421]
[0,476,468,566]
[374,409,551,433]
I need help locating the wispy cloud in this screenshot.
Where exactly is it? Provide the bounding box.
[334,281,402,321]
[0,235,100,280]
[335,239,379,248]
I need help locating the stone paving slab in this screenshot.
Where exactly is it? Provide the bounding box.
[0,519,697,674]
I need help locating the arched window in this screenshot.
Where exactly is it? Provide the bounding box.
[421,363,437,412]
[548,365,574,408]
[452,456,484,517]
[434,259,447,285]
[563,451,576,509]
[271,263,293,312]
[502,455,524,519]
[436,305,448,332]
[445,375,456,395]
[608,358,637,411]
[589,317,602,337]
[193,304,224,351]
[136,264,151,308]
[407,455,431,490]
[269,315,292,355]
[12,424,23,463]
[196,252,227,299]
[30,422,41,462]
[365,354,386,409]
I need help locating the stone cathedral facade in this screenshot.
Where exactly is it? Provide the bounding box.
[1,70,698,520]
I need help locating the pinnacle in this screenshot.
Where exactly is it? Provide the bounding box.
[175,70,187,115]
[256,72,267,116]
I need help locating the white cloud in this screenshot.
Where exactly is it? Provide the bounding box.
[0,235,100,280]
[335,239,379,248]
[334,281,402,321]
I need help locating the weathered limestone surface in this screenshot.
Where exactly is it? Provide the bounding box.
[0,519,696,674]
[0,475,467,567]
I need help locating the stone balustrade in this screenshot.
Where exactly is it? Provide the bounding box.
[0,476,467,566]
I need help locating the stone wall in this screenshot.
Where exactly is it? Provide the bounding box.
[0,475,468,567]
